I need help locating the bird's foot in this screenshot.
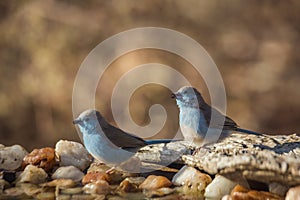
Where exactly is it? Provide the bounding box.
[192,144,210,156]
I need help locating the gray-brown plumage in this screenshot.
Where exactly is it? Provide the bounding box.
[172,86,263,145]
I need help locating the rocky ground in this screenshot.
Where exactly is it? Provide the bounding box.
[1,133,300,199]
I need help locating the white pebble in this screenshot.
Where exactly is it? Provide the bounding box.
[204,175,237,200]
[0,144,28,170]
[55,140,92,171]
[172,165,212,193]
[286,185,300,200]
[52,166,84,182]
[17,165,48,184]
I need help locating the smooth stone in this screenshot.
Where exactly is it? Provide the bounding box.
[82,172,110,185]
[172,165,212,194]
[17,165,48,184]
[87,161,134,184]
[52,166,84,182]
[118,177,145,193]
[144,187,174,198]
[36,192,55,200]
[286,185,300,200]
[0,144,28,170]
[41,179,76,188]
[22,147,56,172]
[204,175,237,200]
[82,180,111,195]
[4,187,25,197]
[230,184,282,200]
[221,195,231,200]
[19,183,42,197]
[0,179,9,192]
[60,187,82,195]
[268,182,288,197]
[139,175,172,190]
[55,140,92,171]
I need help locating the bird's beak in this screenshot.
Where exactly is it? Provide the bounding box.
[171,92,182,100]
[73,118,82,124]
[171,93,177,99]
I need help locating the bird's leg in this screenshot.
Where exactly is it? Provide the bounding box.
[192,142,212,156]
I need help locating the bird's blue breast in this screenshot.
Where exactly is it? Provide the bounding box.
[178,106,208,137]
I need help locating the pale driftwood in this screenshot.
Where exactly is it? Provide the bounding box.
[183,133,300,186]
[137,133,300,186]
[137,141,194,165]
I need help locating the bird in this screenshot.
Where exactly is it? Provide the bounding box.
[172,86,270,145]
[73,109,173,172]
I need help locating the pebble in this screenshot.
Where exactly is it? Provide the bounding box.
[87,161,110,173]
[144,187,174,198]
[118,177,145,193]
[139,175,172,190]
[60,187,82,195]
[268,182,288,197]
[221,195,231,200]
[41,179,76,188]
[52,166,84,182]
[87,161,134,184]
[0,144,28,170]
[22,147,56,172]
[4,187,25,197]
[172,165,212,194]
[285,185,300,200]
[55,140,92,171]
[204,175,237,199]
[82,180,111,195]
[16,165,48,184]
[36,192,55,200]
[82,172,110,185]
[230,184,282,200]
[19,183,42,197]
[0,179,9,192]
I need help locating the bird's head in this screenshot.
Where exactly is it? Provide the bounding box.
[73,109,106,132]
[172,86,205,108]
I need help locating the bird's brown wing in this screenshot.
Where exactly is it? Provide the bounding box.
[102,124,147,150]
[202,104,238,130]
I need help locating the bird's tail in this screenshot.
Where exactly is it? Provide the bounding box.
[235,128,263,136]
[145,139,178,145]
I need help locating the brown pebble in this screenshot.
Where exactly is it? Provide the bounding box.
[230,185,283,200]
[144,187,174,198]
[82,172,110,185]
[139,175,172,190]
[82,180,111,195]
[119,179,139,193]
[231,184,249,194]
[41,179,76,188]
[22,147,57,172]
[118,177,145,193]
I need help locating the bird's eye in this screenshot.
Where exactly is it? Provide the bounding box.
[85,118,89,122]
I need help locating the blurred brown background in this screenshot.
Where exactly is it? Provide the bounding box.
[0,1,299,150]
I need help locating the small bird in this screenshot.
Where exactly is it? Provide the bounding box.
[172,86,266,145]
[73,109,173,172]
